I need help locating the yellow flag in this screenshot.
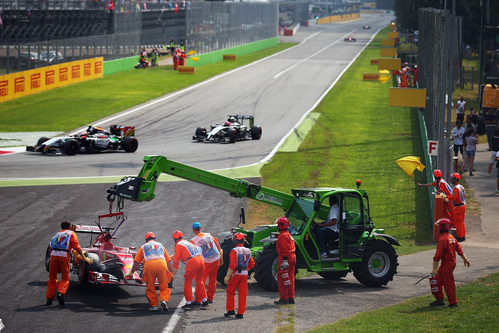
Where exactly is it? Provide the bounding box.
[191,57,200,61]
[378,75,391,84]
[395,156,425,180]
[187,50,197,56]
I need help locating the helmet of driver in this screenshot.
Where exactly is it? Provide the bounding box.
[172,230,183,241]
[433,169,442,178]
[435,218,452,232]
[145,232,156,241]
[276,217,290,230]
[451,173,461,181]
[192,222,201,230]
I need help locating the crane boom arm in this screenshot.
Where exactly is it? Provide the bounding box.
[107,155,295,211]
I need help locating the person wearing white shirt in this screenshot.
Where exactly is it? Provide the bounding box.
[315,196,339,259]
[452,120,465,159]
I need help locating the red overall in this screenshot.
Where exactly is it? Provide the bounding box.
[276,230,296,301]
[173,240,206,303]
[433,232,463,305]
[46,229,82,300]
[134,241,172,307]
[433,178,453,218]
[449,184,466,239]
[191,232,221,302]
[226,244,255,315]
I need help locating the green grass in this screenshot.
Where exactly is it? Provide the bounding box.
[247,29,433,255]
[0,43,295,132]
[308,273,499,333]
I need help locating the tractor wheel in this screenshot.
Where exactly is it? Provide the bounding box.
[195,127,207,142]
[216,239,233,284]
[44,246,51,272]
[351,240,398,287]
[227,129,237,143]
[122,137,138,152]
[318,271,348,280]
[250,126,262,140]
[37,137,50,146]
[254,245,279,291]
[63,139,80,155]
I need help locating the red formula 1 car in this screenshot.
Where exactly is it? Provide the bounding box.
[344,36,357,42]
[45,212,154,286]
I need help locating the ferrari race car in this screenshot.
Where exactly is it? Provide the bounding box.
[26,125,138,155]
[344,36,357,42]
[45,212,153,286]
[363,25,371,30]
[193,115,262,143]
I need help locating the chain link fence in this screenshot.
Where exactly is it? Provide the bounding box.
[0,0,186,74]
[185,2,278,55]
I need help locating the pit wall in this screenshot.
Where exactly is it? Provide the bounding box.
[316,12,360,25]
[184,37,279,67]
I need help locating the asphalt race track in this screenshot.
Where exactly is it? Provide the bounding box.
[0,15,419,333]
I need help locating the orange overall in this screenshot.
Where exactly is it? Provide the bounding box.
[134,241,172,307]
[46,229,82,300]
[433,232,463,305]
[449,184,466,239]
[277,230,296,301]
[226,244,255,315]
[191,232,221,302]
[173,240,206,303]
[433,179,453,218]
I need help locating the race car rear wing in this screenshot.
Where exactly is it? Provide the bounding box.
[73,212,126,237]
[227,115,254,127]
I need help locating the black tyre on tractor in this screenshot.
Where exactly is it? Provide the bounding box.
[216,239,234,284]
[64,139,80,155]
[121,137,138,152]
[254,245,279,291]
[250,126,262,140]
[351,240,398,287]
[318,271,348,280]
[37,137,50,146]
[45,246,51,272]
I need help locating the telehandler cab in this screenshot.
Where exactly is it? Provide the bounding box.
[107,155,399,291]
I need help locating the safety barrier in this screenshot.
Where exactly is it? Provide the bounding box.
[104,56,139,76]
[283,23,300,36]
[0,57,103,103]
[316,12,360,24]
[178,66,195,74]
[417,108,435,221]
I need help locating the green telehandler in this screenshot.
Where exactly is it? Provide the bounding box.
[107,155,399,291]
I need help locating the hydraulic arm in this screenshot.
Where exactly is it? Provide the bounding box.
[107,155,295,211]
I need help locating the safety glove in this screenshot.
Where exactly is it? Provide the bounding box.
[462,255,471,267]
[124,271,134,279]
[219,249,223,266]
[280,257,289,270]
[224,269,234,285]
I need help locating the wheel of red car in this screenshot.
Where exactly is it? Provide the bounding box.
[227,128,237,143]
[77,261,90,285]
[37,137,50,146]
[122,137,138,152]
[63,139,80,155]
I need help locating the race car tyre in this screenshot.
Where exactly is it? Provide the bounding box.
[318,271,348,280]
[195,127,207,142]
[45,246,51,272]
[254,245,279,291]
[122,137,138,152]
[351,240,398,287]
[250,126,262,140]
[78,252,100,285]
[216,239,234,284]
[63,139,80,155]
[37,137,50,146]
[227,128,237,143]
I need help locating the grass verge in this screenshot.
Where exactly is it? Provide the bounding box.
[246,29,433,255]
[0,43,295,132]
[308,273,499,333]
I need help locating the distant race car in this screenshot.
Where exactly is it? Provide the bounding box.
[26,125,138,155]
[193,115,262,143]
[363,25,371,30]
[344,36,357,42]
[44,212,157,286]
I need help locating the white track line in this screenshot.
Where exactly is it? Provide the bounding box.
[273,29,355,79]
[162,298,186,333]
